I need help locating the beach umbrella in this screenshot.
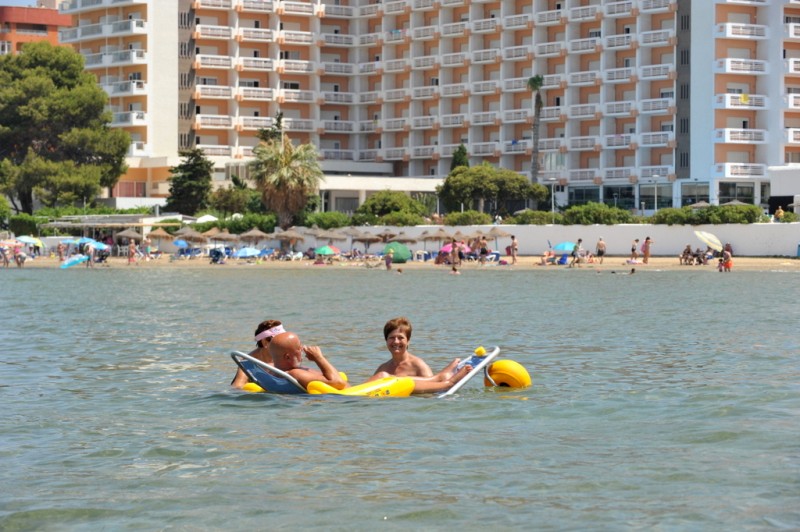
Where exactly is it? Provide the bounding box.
[551,241,575,252]
[116,228,143,241]
[179,228,207,244]
[383,242,411,263]
[317,229,347,242]
[375,228,397,242]
[352,232,381,252]
[314,245,340,256]
[694,230,723,252]
[487,226,512,251]
[173,239,189,248]
[440,242,472,254]
[274,229,305,242]
[422,227,453,249]
[195,214,218,224]
[174,226,192,236]
[688,200,710,209]
[147,227,172,239]
[720,199,749,206]
[234,247,261,258]
[202,227,221,238]
[391,232,418,244]
[239,227,271,245]
[17,236,45,250]
[89,241,109,251]
[213,230,239,242]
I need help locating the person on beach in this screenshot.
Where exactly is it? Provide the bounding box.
[13,244,26,267]
[775,205,784,222]
[630,239,639,261]
[384,249,394,270]
[641,236,653,264]
[595,237,606,264]
[479,236,489,265]
[128,240,137,266]
[722,249,733,272]
[368,317,472,393]
[0,245,9,268]
[569,239,583,268]
[269,331,348,390]
[231,319,284,388]
[510,235,518,265]
[85,243,95,268]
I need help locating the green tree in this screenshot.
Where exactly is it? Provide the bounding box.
[450,143,469,172]
[208,184,251,219]
[527,75,544,184]
[353,190,426,219]
[256,111,284,143]
[0,42,129,213]
[437,163,543,213]
[249,135,324,228]
[562,202,635,225]
[443,210,492,226]
[305,211,351,229]
[165,148,213,215]
[0,195,11,228]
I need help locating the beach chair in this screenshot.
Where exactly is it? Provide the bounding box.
[557,253,569,265]
[230,351,307,394]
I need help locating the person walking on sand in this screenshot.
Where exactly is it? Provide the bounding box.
[630,238,640,261]
[510,235,519,265]
[127,240,138,266]
[642,236,653,264]
[85,243,95,268]
[595,237,606,264]
[569,239,583,268]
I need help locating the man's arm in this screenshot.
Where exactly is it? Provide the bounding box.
[294,346,347,390]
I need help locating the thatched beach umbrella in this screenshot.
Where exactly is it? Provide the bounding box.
[391,232,418,244]
[375,228,397,242]
[116,228,143,241]
[239,227,271,245]
[486,226,512,252]
[352,231,382,252]
[146,227,172,249]
[202,227,221,238]
[179,227,207,244]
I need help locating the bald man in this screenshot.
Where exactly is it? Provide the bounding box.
[268,332,348,390]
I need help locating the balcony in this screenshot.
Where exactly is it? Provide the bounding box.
[359,62,379,75]
[473,18,498,34]
[61,19,147,44]
[384,88,408,102]
[239,28,275,42]
[542,73,566,89]
[503,77,528,92]
[569,5,599,21]
[504,14,531,30]
[281,1,315,16]
[197,145,232,157]
[536,42,565,57]
[196,54,233,70]
[358,150,378,162]
[60,0,148,14]
[441,52,468,68]
[604,133,635,149]
[195,0,232,8]
[239,116,275,130]
[713,128,767,144]
[569,136,599,151]
[359,91,379,104]
[237,87,275,101]
[384,118,408,131]
[412,55,437,70]
[605,1,635,17]
[412,25,438,41]
[412,86,438,99]
[322,91,355,104]
[359,120,376,133]
[785,59,800,75]
[569,169,597,182]
[568,70,600,86]
[384,0,406,14]
[640,63,674,80]
[411,146,437,159]
[237,145,255,158]
[441,83,467,98]
[320,33,354,46]
[785,128,800,145]
[359,33,380,47]
[472,111,498,125]
[536,9,564,26]
[195,115,233,130]
[384,147,408,160]
[604,167,634,180]
[605,34,634,50]
[359,4,379,16]
[640,131,674,147]
[604,67,635,83]
[540,106,564,121]
[568,103,600,119]
[710,163,767,179]
[238,57,275,72]
[786,94,800,109]
[503,109,531,123]
[715,93,767,110]
[568,37,600,54]
[319,3,354,17]
[411,116,436,129]
[195,85,234,99]
[715,23,769,40]
[239,0,274,13]
[639,29,674,47]
[472,142,498,156]
[412,0,435,11]
[504,139,531,154]
[503,45,532,61]
[538,138,566,151]
[385,29,407,44]
[105,80,147,97]
[280,89,315,103]
[322,149,355,161]
[127,141,149,157]
[84,49,147,69]
[196,25,233,40]
[111,110,146,127]
[640,166,673,179]
[441,114,466,128]
[323,62,355,75]
[640,0,676,13]
[473,80,498,94]
[281,30,314,45]
[323,120,355,133]
[605,101,635,116]
[787,24,800,41]
[283,118,315,131]
[714,58,768,75]
[441,22,468,38]
[640,98,674,114]
[383,59,408,73]
[472,49,500,64]
[281,59,315,73]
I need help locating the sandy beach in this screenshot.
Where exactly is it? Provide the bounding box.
[14,254,799,272]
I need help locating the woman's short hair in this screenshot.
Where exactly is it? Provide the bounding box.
[383,316,412,340]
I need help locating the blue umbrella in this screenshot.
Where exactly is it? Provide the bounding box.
[234,247,260,258]
[91,241,109,251]
[173,239,188,248]
[77,237,96,244]
[61,239,78,245]
[552,241,576,252]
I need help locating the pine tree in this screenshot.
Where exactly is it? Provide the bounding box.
[165,148,213,215]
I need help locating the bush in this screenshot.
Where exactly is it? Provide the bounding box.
[781,211,798,223]
[222,213,277,234]
[443,210,492,226]
[650,207,689,226]
[9,213,46,236]
[507,209,562,225]
[350,212,379,226]
[305,211,351,229]
[562,202,635,225]
[379,210,425,226]
[355,190,426,218]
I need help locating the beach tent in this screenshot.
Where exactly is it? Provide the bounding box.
[383,242,411,263]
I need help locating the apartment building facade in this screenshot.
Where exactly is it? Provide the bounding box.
[0,4,70,56]
[58,0,800,213]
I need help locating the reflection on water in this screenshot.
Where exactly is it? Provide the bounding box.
[1,267,799,529]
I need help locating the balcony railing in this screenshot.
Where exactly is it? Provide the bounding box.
[605,101,635,116]
[605,67,635,83]
[323,62,355,75]
[320,33,354,46]
[472,142,498,156]
[441,52,468,68]
[322,91,355,104]
[569,5,599,22]
[569,37,600,54]
[504,139,531,153]
[240,0,274,13]
[280,89,314,103]
[473,80,498,94]
[196,54,233,69]
[640,98,674,114]
[323,120,355,133]
[196,115,233,129]
[605,34,634,50]
[239,28,275,42]
[640,64,673,80]
[106,80,147,96]
[537,9,564,26]
[569,137,599,151]
[503,109,531,123]
[238,87,275,101]
[472,111,498,125]
[639,29,674,47]
[503,45,531,61]
[411,116,436,129]
[715,58,768,75]
[239,57,275,71]
[283,118,315,131]
[384,118,407,131]
[640,0,675,13]
[713,128,767,144]
[504,13,531,29]
[322,149,355,161]
[540,106,563,121]
[536,42,564,57]
[441,22,468,37]
[568,103,600,119]
[441,114,465,128]
[195,85,233,99]
[412,25,437,40]
[715,23,768,39]
[604,133,634,149]
[605,1,634,17]
[384,89,408,102]
[569,70,600,85]
[239,116,275,130]
[441,83,467,98]
[472,49,500,63]
[711,162,767,179]
[197,145,232,157]
[539,138,566,151]
[412,86,438,99]
[319,3,354,17]
[281,30,314,45]
[640,131,674,146]
[785,128,800,144]
[569,169,597,181]
[196,25,233,40]
[111,110,146,126]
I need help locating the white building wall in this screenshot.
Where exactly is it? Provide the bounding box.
[147,1,180,158]
[690,2,716,196]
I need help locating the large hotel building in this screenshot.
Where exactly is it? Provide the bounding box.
[56,0,800,213]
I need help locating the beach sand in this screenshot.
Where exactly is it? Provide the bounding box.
[14,254,799,272]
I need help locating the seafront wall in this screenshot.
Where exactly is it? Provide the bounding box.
[389,223,800,258]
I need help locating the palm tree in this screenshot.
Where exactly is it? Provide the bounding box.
[527,75,544,184]
[249,135,324,228]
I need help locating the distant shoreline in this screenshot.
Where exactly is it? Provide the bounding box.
[12,255,799,272]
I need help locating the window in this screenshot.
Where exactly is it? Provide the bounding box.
[430,77,439,86]
[283,82,300,90]
[660,89,674,99]
[589,29,601,38]
[661,123,674,132]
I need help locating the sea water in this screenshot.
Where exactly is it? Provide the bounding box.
[1,265,799,530]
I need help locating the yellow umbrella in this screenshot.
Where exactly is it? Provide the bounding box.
[694,230,722,252]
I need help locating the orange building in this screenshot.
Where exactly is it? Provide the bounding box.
[0,5,71,55]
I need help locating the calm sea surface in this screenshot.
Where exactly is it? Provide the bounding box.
[1,265,799,530]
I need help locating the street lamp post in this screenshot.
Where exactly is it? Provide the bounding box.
[547,177,556,224]
[652,176,661,213]
[613,193,618,208]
